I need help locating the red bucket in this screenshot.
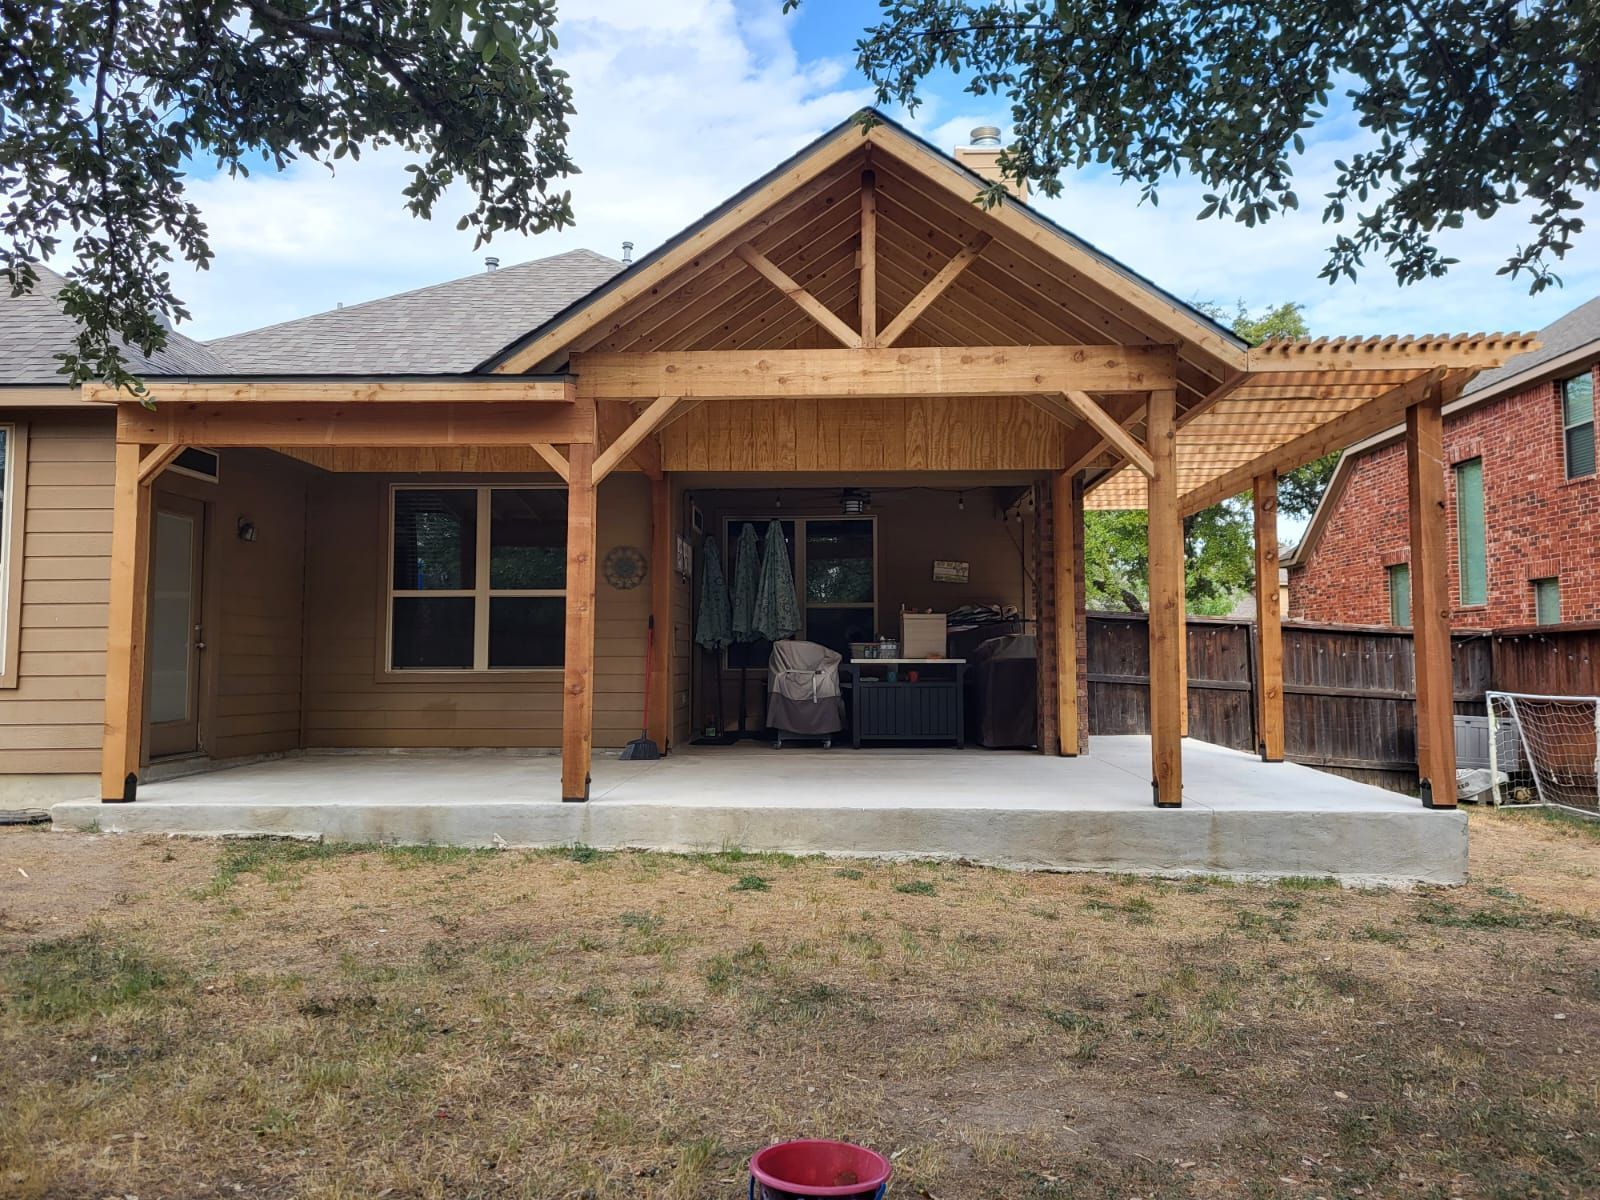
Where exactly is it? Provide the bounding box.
[749,1139,892,1200]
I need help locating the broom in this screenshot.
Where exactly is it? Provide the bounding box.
[620,616,662,760]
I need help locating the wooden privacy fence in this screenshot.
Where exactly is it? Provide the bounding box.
[1086,613,1502,791]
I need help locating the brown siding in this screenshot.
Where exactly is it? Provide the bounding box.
[0,419,310,778]
[1,409,114,775]
[301,471,650,749]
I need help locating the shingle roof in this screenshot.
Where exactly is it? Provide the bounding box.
[0,265,230,384]
[1460,293,1600,397]
[207,248,624,375]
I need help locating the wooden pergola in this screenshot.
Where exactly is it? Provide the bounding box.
[86,111,1536,812]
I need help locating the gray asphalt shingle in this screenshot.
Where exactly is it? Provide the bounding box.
[0,265,229,384]
[1463,294,1600,396]
[206,249,624,375]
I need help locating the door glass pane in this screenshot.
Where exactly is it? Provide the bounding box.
[806,608,874,657]
[489,597,565,667]
[1455,458,1486,605]
[805,519,874,603]
[393,490,475,590]
[391,597,474,668]
[149,512,195,723]
[490,489,566,589]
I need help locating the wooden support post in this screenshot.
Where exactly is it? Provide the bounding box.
[1407,379,1458,808]
[1252,472,1285,761]
[101,442,154,802]
[561,439,599,802]
[1052,470,1081,755]
[648,474,672,751]
[859,169,878,347]
[1146,388,1184,807]
[1178,584,1189,738]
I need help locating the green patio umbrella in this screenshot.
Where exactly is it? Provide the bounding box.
[752,519,801,643]
[694,535,732,738]
[729,522,762,735]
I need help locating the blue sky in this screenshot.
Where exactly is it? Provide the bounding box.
[172,0,1599,342]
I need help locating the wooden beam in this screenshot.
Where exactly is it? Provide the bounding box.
[734,243,864,349]
[1406,385,1457,808]
[649,475,673,751]
[1019,393,1080,428]
[1061,394,1146,476]
[1053,471,1081,755]
[593,395,683,484]
[561,438,599,802]
[859,169,878,347]
[1179,368,1461,513]
[572,345,1177,400]
[1252,472,1285,762]
[84,378,574,405]
[531,442,569,480]
[595,401,661,480]
[1146,387,1184,807]
[101,442,153,802]
[1060,390,1155,478]
[658,396,705,432]
[1244,335,1539,374]
[861,123,1248,373]
[117,400,596,447]
[878,234,991,347]
[492,126,867,373]
[136,443,184,485]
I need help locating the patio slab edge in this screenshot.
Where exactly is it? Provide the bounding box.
[48,799,1468,886]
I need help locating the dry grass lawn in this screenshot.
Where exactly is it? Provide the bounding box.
[2,807,1598,1199]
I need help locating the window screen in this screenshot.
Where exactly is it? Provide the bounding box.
[1533,577,1561,626]
[1564,372,1596,480]
[1388,563,1411,628]
[1454,458,1486,606]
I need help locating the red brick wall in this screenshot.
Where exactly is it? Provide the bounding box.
[1288,362,1600,628]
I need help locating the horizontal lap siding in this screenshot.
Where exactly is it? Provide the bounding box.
[2,410,115,773]
[301,472,650,750]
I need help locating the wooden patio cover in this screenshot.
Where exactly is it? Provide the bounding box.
[83,111,1536,814]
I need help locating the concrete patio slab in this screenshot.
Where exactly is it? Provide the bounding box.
[49,736,1467,884]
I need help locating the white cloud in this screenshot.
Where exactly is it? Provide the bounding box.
[172,2,1597,342]
[181,0,873,338]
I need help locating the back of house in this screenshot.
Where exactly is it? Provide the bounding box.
[1288,296,1600,629]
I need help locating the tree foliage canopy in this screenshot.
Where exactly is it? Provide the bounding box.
[1,0,577,389]
[829,0,1599,294]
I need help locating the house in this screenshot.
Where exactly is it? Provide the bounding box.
[0,111,1533,841]
[1286,297,1600,629]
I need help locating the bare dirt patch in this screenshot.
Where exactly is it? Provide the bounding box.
[1,808,1597,1199]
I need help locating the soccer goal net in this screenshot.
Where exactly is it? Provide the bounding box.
[1486,691,1600,814]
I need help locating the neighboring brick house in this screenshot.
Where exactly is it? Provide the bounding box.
[1287,296,1600,629]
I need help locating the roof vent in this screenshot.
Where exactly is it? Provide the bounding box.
[484,256,500,272]
[621,241,634,264]
[969,125,1002,147]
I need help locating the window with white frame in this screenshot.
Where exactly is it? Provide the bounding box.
[388,485,566,671]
